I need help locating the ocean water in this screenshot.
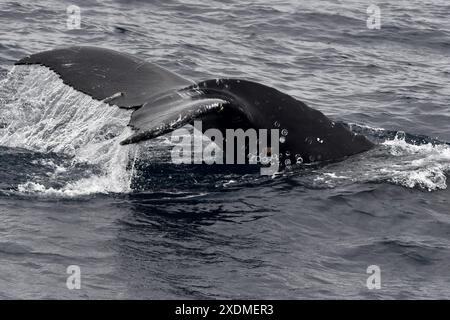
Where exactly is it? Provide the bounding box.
[0,0,449,299]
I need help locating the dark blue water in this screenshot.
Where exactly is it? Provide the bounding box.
[0,0,449,299]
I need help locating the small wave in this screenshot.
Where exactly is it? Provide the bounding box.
[0,242,33,255]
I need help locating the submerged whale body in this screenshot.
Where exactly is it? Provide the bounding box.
[15,46,373,165]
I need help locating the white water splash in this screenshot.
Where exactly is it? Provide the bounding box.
[381,134,450,190]
[314,132,450,191]
[0,65,136,195]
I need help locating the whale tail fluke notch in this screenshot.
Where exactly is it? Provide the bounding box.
[15,47,374,164]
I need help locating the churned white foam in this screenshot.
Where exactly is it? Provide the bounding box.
[380,134,450,191]
[0,65,136,195]
[313,132,450,191]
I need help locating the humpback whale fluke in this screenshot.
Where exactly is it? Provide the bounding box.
[15,46,374,164]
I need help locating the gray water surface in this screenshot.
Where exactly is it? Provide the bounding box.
[0,0,449,299]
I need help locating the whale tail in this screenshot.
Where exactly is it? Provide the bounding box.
[15,46,374,164]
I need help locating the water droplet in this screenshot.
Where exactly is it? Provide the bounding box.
[274,121,280,128]
[279,136,286,143]
[295,154,303,164]
[285,151,290,157]
[285,159,291,166]
[281,129,288,136]
[309,155,315,162]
